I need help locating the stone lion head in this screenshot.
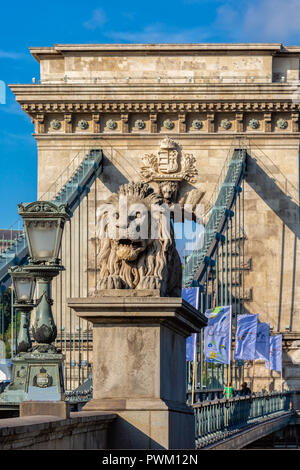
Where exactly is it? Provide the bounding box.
[95,182,182,296]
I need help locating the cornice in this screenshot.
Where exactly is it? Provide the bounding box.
[9,83,300,105]
[33,133,300,141]
[19,101,300,114]
[29,43,284,61]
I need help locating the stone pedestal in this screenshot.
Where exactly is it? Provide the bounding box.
[0,350,65,404]
[68,291,207,449]
[20,400,70,418]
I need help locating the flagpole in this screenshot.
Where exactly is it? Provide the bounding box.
[191,362,196,405]
[252,360,256,393]
[226,306,232,427]
[226,360,231,427]
[191,288,200,405]
[191,337,197,405]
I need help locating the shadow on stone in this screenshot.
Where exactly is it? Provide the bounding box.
[246,156,299,238]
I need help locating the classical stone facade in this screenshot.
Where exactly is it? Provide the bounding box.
[9,43,300,392]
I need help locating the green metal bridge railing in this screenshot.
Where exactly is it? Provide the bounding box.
[194,391,294,449]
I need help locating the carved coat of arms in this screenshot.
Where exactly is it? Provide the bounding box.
[33,367,53,388]
[140,137,198,183]
[140,137,204,209]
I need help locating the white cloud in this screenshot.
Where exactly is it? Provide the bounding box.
[106,23,210,43]
[243,0,300,41]
[0,102,25,116]
[0,131,34,146]
[0,50,25,60]
[81,0,300,44]
[215,0,300,42]
[83,8,107,30]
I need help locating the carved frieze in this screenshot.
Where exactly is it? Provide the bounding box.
[25,101,299,134]
[22,101,300,115]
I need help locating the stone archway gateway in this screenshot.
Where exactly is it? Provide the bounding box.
[8,43,300,402]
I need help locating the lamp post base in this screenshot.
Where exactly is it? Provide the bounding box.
[0,350,65,404]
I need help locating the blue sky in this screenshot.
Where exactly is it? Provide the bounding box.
[1,0,300,228]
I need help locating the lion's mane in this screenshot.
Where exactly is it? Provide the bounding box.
[96,182,182,297]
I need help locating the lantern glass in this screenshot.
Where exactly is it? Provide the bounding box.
[26,220,59,260]
[14,276,36,303]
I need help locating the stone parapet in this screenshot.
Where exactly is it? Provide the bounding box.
[0,411,116,450]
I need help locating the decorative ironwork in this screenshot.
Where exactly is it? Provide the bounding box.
[194,391,294,449]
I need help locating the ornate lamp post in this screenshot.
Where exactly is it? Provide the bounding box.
[18,201,69,354]
[0,202,69,405]
[9,266,36,353]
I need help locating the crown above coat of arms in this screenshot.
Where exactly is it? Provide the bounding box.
[159,137,176,149]
[140,138,198,183]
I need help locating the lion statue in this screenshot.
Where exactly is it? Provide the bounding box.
[95,182,182,297]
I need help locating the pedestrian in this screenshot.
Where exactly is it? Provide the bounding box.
[223,382,234,398]
[240,381,251,396]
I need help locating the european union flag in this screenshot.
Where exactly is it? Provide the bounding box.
[182,287,199,361]
[234,314,258,360]
[203,305,232,365]
[255,322,270,361]
[266,334,282,372]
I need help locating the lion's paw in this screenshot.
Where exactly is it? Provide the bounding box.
[98,276,123,289]
[137,276,161,290]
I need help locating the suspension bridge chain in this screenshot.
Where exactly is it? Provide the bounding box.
[183,143,247,288]
[0,147,103,287]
